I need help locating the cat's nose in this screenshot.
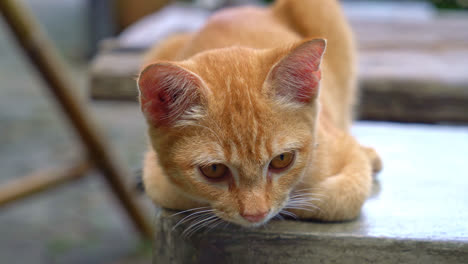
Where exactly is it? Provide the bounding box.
[241,211,269,223]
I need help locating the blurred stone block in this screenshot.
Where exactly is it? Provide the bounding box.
[90,51,143,100]
[89,3,468,123]
[358,50,468,123]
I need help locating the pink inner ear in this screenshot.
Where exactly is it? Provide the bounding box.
[270,39,326,103]
[138,63,200,126]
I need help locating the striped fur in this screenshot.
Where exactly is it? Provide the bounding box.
[139,0,382,227]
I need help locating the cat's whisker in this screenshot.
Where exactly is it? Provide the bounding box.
[183,215,219,237]
[289,194,326,200]
[291,188,327,196]
[170,206,210,217]
[290,194,325,200]
[203,210,227,233]
[284,204,322,213]
[290,192,326,199]
[288,200,321,207]
[290,190,324,196]
[172,209,216,230]
[292,187,321,192]
[286,204,321,211]
[288,203,321,209]
[173,209,215,224]
[205,218,225,232]
[274,213,285,221]
[279,210,297,219]
[290,192,319,197]
[286,198,322,211]
[284,207,320,214]
[289,195,324,201]
[291,187,324,193]
[289,199,322,205]
[182,208,222,236]
[289,198,322,204]
[185,212,215,226]
[181,215,216,237]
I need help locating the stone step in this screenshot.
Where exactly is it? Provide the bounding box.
[152,122,468,263]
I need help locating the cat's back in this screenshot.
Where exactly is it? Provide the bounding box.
[146,0,354,81]
[176,6,298,56]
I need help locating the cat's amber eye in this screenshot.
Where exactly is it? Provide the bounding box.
[199,163,229,180]
[269,152,294,171]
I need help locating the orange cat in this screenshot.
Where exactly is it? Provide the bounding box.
[138,0,382,229]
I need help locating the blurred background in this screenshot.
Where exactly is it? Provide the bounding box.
[0,0,467,263]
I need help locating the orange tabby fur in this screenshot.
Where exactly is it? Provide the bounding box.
[139,0,382,226]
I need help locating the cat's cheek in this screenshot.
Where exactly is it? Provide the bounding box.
[161,166,208,200]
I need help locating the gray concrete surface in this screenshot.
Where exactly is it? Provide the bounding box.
[154,122,468,263]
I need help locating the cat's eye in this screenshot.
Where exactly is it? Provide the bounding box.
[269,152,294,171]
[199,163,229,180]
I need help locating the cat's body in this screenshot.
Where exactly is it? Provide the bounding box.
[139,0,382,226]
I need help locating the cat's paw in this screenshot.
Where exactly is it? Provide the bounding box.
[361,146,383,175]
[314,176,365,221]
[289,177,364,222]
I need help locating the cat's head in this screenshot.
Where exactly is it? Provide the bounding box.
[138,39,326,227]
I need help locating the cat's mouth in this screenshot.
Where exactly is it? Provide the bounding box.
[215,207,285,228]
[217,198,294,227]
[173,199,294,236]
[173,205,289,237]
[238,210,276,227]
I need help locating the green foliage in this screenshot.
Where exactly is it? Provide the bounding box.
[431,0,468,9]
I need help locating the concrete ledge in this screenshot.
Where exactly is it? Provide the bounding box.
[154,209,467,264]
[152,122,468,263]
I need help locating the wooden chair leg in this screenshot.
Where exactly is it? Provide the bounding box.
[0,160,92,207]
[0,0,152,239]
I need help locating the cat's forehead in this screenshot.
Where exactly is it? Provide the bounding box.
[200,102,303,166]
[219,131,303,164]
[212,85,276,164]
[187,47,271,88]
[188,50,274,114]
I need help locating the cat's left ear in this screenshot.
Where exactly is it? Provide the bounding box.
[265,39,326,104]
[137,62,206,127]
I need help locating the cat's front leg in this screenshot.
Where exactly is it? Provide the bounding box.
[289,145,373,221]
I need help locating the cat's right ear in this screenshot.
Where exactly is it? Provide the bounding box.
[265,39,326,105]
[137,62,205,127]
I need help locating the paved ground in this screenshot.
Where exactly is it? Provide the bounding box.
[0,1,152,263]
